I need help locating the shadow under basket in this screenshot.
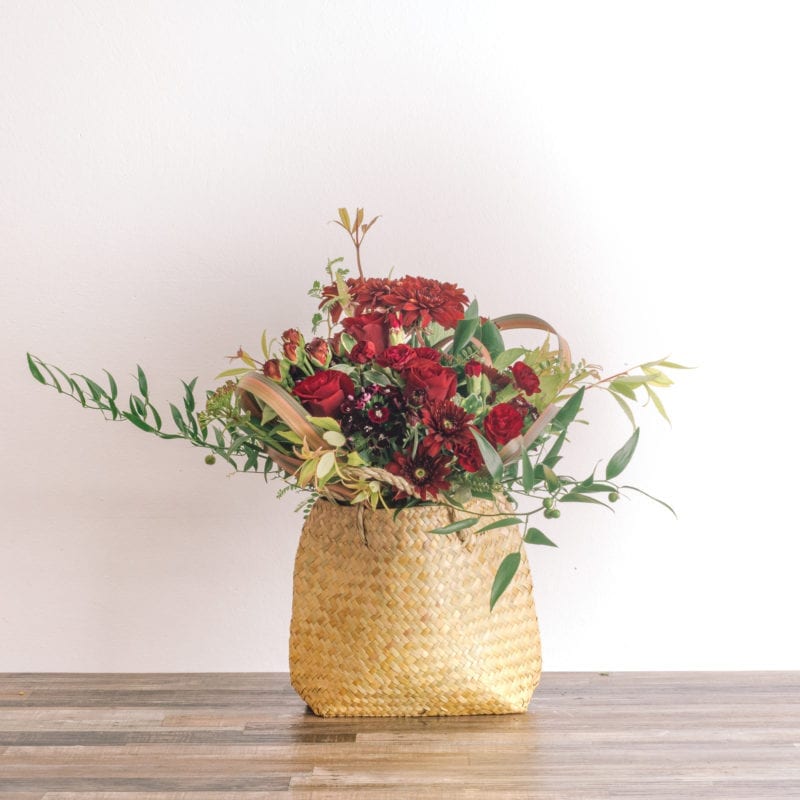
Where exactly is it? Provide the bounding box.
[289,498,542,717]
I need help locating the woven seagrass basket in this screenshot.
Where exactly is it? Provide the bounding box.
[289,497,542,717]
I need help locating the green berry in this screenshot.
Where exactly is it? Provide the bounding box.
[550,509,561,519]
[204,454,216,465]
[543,497,554,509]
[608,491,619,503]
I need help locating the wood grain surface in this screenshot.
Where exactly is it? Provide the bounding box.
[0,672,798,798]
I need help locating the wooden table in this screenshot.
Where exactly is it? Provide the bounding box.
[0,672,798,798]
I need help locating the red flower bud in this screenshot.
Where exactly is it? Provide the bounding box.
[263,358,283,381]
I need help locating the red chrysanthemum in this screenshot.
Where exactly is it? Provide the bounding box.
[420,400,476,456]
[381,276,468,329]
[351,277,396,314]
[386,448,452,500]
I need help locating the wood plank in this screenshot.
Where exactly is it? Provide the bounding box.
[0,672,798,798]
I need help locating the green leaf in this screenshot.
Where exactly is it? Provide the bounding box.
[129,395,146,417]
[490,551,521,610]
[464,298,479,319]
[658,360,690,370]
[609,379,637,400]
[475,517,523,533]
[323,430,346,448]
[477,321,505,360]
[551,387,585,431]
[215,367,251,379]
[606,427,640,480]
[338,207,351,231]
[428,517,479,535]
[182,380,197,414]
[524,528,558,547]
[542,464,560,491]
[544,429,567,464]
[169,403,187,433]
[27,354,46,384]
[149,404,162,431]
[471,429,503,480]
[609,390,636,428]
[646,384,671,424]
[492,347,527,371]
[306,416,342,432]
[79,376,107,403]
[452,316,480,354]
[521,450,535,492]
[104,370,118,400]
[620,485,677,518]
[561,493,613,509]
[121,411,155,433]
[136,365,148,398]
[571,481,618,493]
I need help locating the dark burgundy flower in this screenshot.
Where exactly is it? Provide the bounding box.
[386,448,452,500]
[367,406,391,424]
[375,343,417,371]
[483,402,525,447]
[510,362,541,395]
[421,400,476,455]
[381,276,469,329]
[293,370,355,418]
[454,436,484,473]
[341,313,389,354]
[404,360,458,404]
[349,340,376,364]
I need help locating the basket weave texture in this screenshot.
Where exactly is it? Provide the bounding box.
[289,498,542,717]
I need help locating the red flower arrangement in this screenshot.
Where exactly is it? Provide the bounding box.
[28,208,682,605]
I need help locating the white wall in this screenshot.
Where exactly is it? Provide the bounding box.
[2,1,798,672]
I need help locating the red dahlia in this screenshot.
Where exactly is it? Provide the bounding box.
[381,276,468,329]
[420,400,476,456]
[386,448,451,500]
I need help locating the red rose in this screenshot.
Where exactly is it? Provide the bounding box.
[292,369,355,418]
[341,313,389,354]
[483,403,524,447]
[263,358,282,381]
[349,340,376,364]
[510,362,541,395]
[404,360,457,404]
[305,337,330,368]
[375,343,416,370]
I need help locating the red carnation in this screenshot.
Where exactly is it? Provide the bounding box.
[292,369,355,418]
[483,402,525,447]
[411,346,443,363]
[375,343,417,371]
[349,340,376,364]
[510,362,541,395]
[454,436,484,473]
[464,359,483,378]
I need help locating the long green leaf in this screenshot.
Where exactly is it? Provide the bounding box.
[475,517,523,534]
[620,485,677,518]
[428,517,479,535]
[104,370,118,400]
[609,390,636,428]
[606,427,640,480]
[136,365,148,398]
[490,551,521,610]
[521,450,535,492]
[471,429,503,480]
[561,493,613,510]
[551,387,584,431]
[121,411,155,433]
[452,316,480,354]
[27,354,46,384]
